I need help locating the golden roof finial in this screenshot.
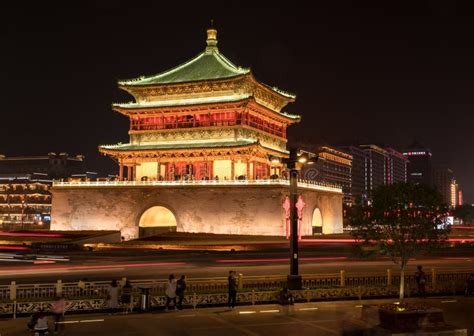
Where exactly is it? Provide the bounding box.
[206,19,218,50]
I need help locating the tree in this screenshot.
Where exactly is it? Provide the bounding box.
[348,183,450,300]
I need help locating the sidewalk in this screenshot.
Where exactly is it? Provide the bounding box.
[1,297,472,335]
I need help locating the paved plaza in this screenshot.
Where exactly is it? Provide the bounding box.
[1,297,473,336]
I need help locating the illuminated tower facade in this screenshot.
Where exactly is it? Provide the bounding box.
[99,27,300,181]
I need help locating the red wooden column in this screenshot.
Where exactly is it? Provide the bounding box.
[119,160,123,181]
[253,161,257,180]
[246,159,250,180]
[267,164,271,178]
[127,166,131,181]
[231,158,235,180]
[209,161,214,179]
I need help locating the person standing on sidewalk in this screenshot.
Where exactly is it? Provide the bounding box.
[107,279,119,314]
[52,295,66,335]
[176,275,187,310]
[165,274,177,311]
[228,270,237,309]
[121,280,133,314]
[415,265,427,297]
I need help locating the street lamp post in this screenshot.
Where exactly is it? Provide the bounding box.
[280,148,317,290]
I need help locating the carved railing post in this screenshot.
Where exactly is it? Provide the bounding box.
[431,268,436,291]
[251,290,255,305]
[340,270,346,287]
[238,273,243,290]
[387,269,392,287]
[9,281,16,301]
[192,293,197,309]
[56,280,63,296]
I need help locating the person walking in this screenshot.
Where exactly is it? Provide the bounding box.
[176,275,187,310]
[77,278,87,296]
[165,274,177,311]
[415,265,427,297]
[121,280,133,314]
[228,270,237,309]
[51,295,66,335]
[277,287,294,316]
[107,279,119,314]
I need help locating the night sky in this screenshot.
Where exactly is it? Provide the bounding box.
[2,1,473,202]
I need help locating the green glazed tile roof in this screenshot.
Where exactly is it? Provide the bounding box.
[113,94,300,120]
[100,139,258,151]
[118,48,249,86]
[113,94,252,109]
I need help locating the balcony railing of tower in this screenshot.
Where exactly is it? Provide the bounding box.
[130,112,286,138]
[53,178,342,193]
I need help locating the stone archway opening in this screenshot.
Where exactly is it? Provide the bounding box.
[139,206,177,237]
[312,208,323,235]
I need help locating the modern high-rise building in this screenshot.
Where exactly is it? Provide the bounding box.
[403,142,433,186]
[301,146,352,205]
[359,145,387,194]
[433,168,459,208]
[338,145,368,204]
[385,148,408,184]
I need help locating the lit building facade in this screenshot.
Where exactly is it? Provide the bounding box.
[0,153,89,231]
[99,28,299,182]
[0,174,51,230]
[403,142,433,186]
[385,148,408,184]
[338,145,368,204]
[433,168,459,208]
[51,27,343,239]
[359,145,387,194]
[303,146,352,205]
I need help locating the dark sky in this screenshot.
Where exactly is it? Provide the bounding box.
[2,1,474,202]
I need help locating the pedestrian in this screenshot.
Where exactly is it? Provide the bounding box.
[51,295,66,335]
[33,309,49,335]
[415,265,427,297]
[228,270,237,309]
[121,280,133,314]
[78,278,87,296]
[465,273,474,296]
[176,275,187,310]
[107,279,120,313]
[165,274,177,311]
[277,287,294,316]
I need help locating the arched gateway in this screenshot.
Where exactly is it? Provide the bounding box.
[312,208,323,234]
[138,206,177,237]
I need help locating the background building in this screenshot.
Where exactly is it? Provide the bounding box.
[433,168,459,208]
[0,153,86,179]
[301,146,352,205]
[385,148,408,184]
[0,173,51,230]
[403,142,433,185]
[0,153,90,230]
[359,145,387,195]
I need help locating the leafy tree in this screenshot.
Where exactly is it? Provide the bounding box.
[348,183,450,300]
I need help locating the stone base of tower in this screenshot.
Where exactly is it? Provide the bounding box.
[50,182,343,240]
